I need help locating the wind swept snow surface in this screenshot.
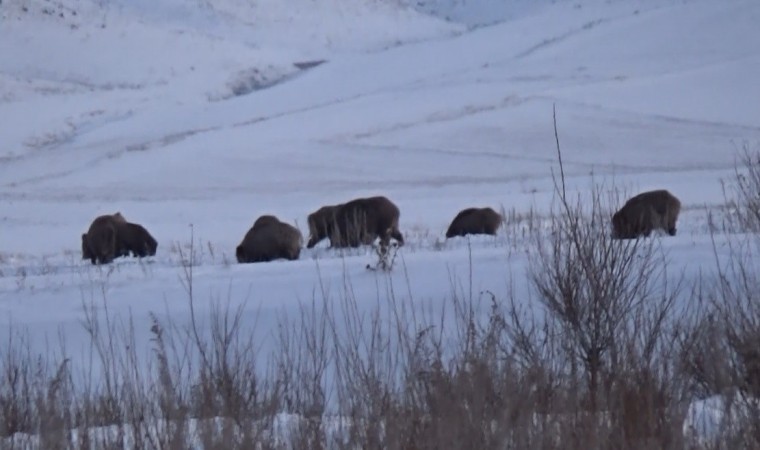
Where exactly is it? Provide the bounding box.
[1,0,760,445]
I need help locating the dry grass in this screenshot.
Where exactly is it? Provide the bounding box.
[721,143,760,233]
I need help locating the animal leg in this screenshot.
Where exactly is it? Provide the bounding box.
[390,228,404,245]
[378,233,391,250]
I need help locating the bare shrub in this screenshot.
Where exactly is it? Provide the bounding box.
[0,327,74,449]
[503,106,690,448]
[365,241,400,272]
[721,143,760,233]
[274,295,332,449]
[678,211,760,449]
[0,329,37,438]
[177,232,282,447]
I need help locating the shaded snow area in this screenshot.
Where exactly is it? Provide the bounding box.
[1,0,760,447]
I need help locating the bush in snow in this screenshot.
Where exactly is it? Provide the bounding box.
[721,143,760,234]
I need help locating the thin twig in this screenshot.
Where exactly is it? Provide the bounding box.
[553,103,567,203]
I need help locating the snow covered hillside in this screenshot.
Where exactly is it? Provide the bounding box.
[1,0,759,444]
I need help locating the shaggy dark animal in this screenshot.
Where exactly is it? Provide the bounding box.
[82,212,157,264]
[116,222,158,258]
[236,215,303,263]
[81,213,127,265]
[306,196,404,249]
[611,189,682,239]
[445,207,503,238]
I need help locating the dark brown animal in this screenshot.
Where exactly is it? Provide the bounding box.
[306,196,404,249]
[236,215,303,263]
[445,207,503,238]
[82,212,157,264]
[305,205,339,247]
[81,212,127,264]
[611,189,681,239]
[117,222,158,257]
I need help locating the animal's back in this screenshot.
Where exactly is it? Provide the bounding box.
[253,215,281,231]
[348,196,401,244]
[451,208,479,223]
[446,207,502,237]
[625,189,678,208]
[238,217,302,262]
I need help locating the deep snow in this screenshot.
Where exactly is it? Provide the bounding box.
[1,0,760,442]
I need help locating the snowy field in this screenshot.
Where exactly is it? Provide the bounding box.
[1,0,760,445]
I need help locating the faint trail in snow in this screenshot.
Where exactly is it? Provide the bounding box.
[123,127,216,153]
[514,18,608,59]
[18,109,136,153]
[548,95,760,134]
[350,95,527,140]
[319,140,554,163]
[1,89,514,188]
[0,159,737,204]
[319,139,738,175]
[13,126,214,185]
[0,109,137,186]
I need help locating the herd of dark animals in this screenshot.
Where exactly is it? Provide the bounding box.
[80,189,682,265]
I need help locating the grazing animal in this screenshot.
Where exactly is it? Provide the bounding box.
[82,212,157,264]
[445,207,503,238]
[236,215,303,263]
[306,196,404,249]
[117,222,158,257]
[81,213,126,265]
[611,189,681,239]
